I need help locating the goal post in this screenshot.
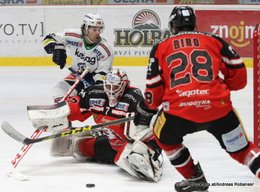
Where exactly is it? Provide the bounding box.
[253,24,260,148]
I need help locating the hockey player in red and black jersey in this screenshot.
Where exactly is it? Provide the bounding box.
[133,6,260,192]
[43,13,113,100]
[29,69,163,182]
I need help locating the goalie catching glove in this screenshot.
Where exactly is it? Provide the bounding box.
[27,101,70,133]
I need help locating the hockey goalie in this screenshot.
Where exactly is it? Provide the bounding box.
[28,68,163,182]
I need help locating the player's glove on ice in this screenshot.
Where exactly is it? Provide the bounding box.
[53,43,67,69]
[134,101,157,126]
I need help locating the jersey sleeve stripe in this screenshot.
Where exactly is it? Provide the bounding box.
[222,57,243,65]
[99,43,111,57]
[65,32,81,38]
[222,57,245,69]
[146,81,163,89]
[146,74,162,85]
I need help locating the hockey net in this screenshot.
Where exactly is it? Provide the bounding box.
[254,24,260,148]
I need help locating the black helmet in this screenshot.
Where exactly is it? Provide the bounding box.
[169,6,196,34]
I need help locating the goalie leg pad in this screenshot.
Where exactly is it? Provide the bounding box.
[124,112,153,142]
[50,135,93,161]
[115,141,163,182]
[50,136,75,157]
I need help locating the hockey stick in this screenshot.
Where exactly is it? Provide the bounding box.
[66,67,91,89]
[2,116,134,145]
[8,67,89,172]
[61,66,90,101]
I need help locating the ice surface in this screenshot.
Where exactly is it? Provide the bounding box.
[0,67,259,192]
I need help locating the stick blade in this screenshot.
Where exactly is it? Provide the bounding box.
[1,121,26,143]
[7,168,30,181]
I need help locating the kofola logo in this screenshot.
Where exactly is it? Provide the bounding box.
[211,21,255,48]
[114,9,171,47]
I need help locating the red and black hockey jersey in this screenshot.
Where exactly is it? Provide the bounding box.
[67,84,144,139]
[145,31,247,123]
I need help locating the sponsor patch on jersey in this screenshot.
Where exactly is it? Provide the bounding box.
[89,98,106,107]
[93,48,102,60]
[162,102,170,111]
[222,125,248,153]
[90,105,104,112]
[176,89,209,97]
[75,48,96,65]
[179,100,211,109]
[124,93,137,103]
[88,89,104,94]
[111,109,127,116]
[67,40,82,47]
[115,102,129,111]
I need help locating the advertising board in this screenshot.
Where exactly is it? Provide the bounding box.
[0,5,259,66]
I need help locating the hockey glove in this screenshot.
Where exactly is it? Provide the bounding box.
[52,43,67,69]
[134,101,157,126]
[43,35,56,54]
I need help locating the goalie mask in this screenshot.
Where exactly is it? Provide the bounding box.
[104,69,130,107]
[169,6,196,34]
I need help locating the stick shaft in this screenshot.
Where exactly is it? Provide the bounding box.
[23,116,134,144]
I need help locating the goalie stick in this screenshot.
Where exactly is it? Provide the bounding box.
[7,67,89,178]
[2,116,134,145]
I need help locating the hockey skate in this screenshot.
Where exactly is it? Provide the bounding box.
[174,163,209,192]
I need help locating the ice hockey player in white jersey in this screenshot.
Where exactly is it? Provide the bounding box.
[43,13,113,101]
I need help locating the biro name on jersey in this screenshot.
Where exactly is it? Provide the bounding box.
[75,48,96,64]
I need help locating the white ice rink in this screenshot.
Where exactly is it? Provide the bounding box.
[0,66,259,192]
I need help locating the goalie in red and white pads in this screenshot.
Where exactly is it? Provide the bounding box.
[28,68,163,182]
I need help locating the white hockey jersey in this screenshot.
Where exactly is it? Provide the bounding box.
[48,28,113,82]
